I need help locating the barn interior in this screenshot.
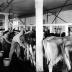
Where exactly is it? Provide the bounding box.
[0,0,72,72]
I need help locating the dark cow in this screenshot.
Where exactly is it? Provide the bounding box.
[24,30,36,65]
[2,30,16,58]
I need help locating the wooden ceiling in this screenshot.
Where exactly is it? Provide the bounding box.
[0,0,72,17]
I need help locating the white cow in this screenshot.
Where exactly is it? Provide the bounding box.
[29,44,36,66]
[43,36,71,72]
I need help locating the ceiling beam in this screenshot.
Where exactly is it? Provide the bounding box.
[55,15,68,23]
[2,0,14,11]
[44,3,72,13]
[52,0,71,23]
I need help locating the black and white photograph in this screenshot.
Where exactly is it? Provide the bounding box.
[0,0,72,72]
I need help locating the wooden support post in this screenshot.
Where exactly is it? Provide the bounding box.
[35,0,43,72]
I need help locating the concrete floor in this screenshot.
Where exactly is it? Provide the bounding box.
[0,52,71,72]
[0,53,36,72]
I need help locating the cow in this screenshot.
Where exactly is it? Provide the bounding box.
[43,36,71,72]
[1,30,16,58]
[63,36,72,69]
[24,30,36,66]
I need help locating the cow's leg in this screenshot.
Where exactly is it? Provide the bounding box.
[9,41,15,59]
[53,55,63,65]
[48,62,53,72]
[64,47,71,70]
[29,45,34,63]
[48,55,62,72]
[27,44,30,60]
[64,53,71,70]
[16,43,20,58]
[33,51,36,66]
[65,47,70,59]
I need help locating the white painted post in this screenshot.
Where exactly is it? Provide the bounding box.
[65,25,68,36]
[50,25,52,33]
[5,14,9,31]
[35,0,43,71]
[30,26,32,31]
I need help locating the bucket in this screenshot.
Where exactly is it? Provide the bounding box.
[3,58,11,66]
[0,51,4,57]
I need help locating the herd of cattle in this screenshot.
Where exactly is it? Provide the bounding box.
[0,29,72,72]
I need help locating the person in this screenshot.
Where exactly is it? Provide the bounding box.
[61,32,66,37]
[54,28,61,37]
[44,27,50,38]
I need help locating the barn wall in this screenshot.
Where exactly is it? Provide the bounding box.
[25,16,35,25]
[20,14,55,25]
